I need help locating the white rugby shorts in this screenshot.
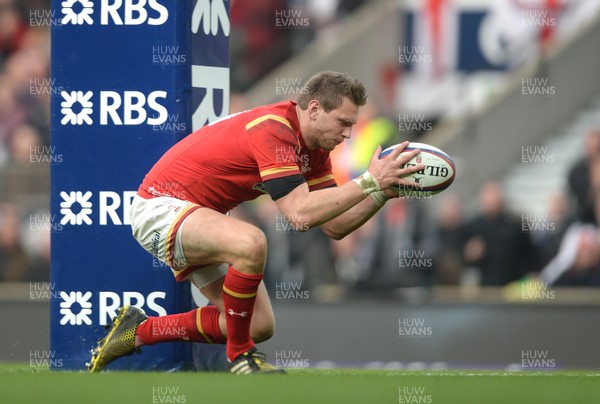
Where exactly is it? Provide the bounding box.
[130,194,228,286]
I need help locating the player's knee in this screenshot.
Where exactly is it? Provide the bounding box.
[253,326,275,343]
[236,228,267,274]
[251,314,275,343]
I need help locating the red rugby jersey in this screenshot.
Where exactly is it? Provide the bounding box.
[138,101,337,213]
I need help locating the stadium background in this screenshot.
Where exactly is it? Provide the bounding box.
[1,0,600,373]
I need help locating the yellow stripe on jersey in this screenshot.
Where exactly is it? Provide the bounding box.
[223,285,257,299]
[260,166,299,178]
[245,114,293,131]
[307,174,335,187]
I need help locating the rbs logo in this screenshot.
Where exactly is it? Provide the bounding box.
[59,290,167,326]
[61,0,168,26]
[60,90,168,126]
[60,190,137,226]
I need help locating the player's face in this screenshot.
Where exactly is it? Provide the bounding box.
[312,97,358,151]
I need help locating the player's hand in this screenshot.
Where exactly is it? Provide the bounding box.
[367,142,425,191]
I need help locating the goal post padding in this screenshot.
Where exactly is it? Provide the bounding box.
[50,0,230,371]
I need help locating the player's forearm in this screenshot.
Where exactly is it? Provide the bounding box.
[321,196,382,239]
[283,180,367,231]
[306,181,369,228]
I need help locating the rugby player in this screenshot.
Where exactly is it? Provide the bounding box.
[87,71,424,374]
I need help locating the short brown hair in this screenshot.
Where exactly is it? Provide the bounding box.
[297,71,367,112]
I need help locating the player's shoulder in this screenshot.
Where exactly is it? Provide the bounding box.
[245,100,298,132]
[250,100,296,117]
[187,102,297,139]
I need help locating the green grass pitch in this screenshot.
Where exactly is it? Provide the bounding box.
[1,364,599,404]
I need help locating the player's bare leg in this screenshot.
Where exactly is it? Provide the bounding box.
[130,208,282,373]
[176,208,283,373]
[89,208,283,373]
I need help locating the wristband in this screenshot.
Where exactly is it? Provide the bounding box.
[370,191,389,208]
[352,170,380,195]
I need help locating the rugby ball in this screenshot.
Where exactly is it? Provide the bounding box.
[379,142,456,195]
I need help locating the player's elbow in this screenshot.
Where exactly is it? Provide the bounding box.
[287,214,311,233]
[321,224,347,240]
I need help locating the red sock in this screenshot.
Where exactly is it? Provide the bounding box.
[136,306,225,345]
[222,266,263,361]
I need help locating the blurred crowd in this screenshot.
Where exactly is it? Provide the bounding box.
[0,0,51,282]
[230,0,366,92]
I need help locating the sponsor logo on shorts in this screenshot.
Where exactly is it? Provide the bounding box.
[166,204,183,214]
[151,230,161,257]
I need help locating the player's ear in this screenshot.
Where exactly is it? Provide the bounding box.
[307,99,321,120]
